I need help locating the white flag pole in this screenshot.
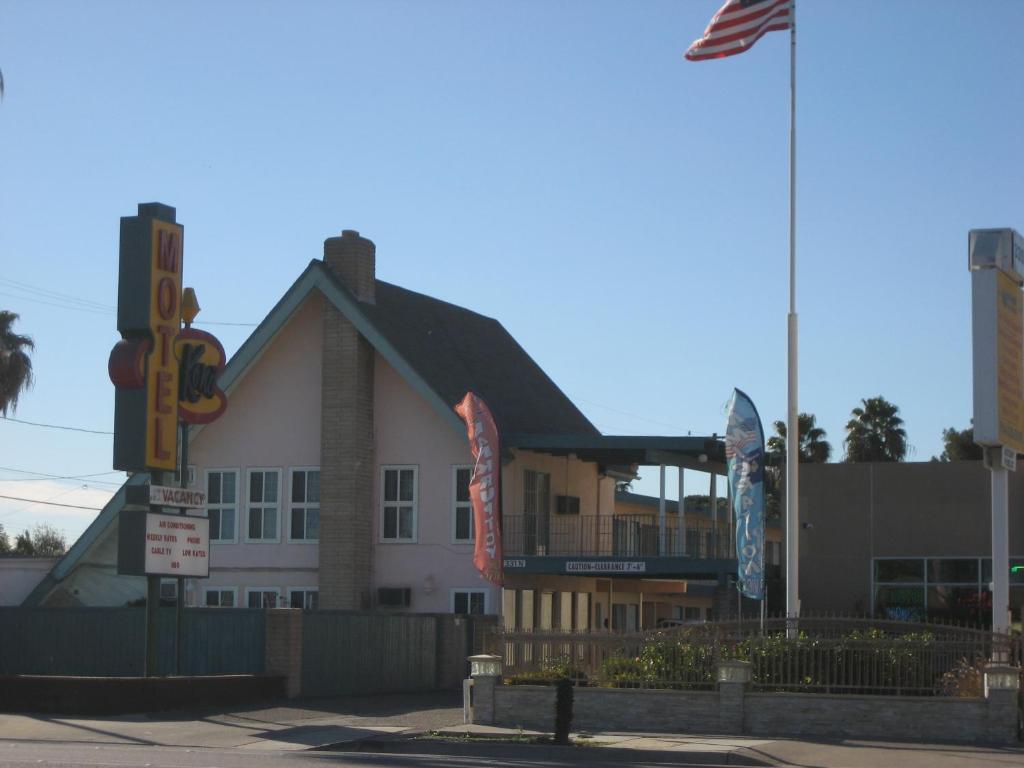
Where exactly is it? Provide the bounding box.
[785,0,800,635]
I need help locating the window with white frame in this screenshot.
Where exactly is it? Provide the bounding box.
[206,469,238,543]
[451,588,487,615]
[289,469,320,542]
[380,466,417,542]
[247,469,280,542]
[159,579,178,605]
[246,588,280,608]
[289,588,319,609]
[205,588,237,607]
[453,465,473,542]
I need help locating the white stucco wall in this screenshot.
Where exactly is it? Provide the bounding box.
[187,294,323,604]
[372,353,487,612]
[0,557,59,605]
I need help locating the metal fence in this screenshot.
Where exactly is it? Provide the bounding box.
[491,615,1018,696]
[300,611,497,697]
[502,514,736,559]
[0,607,265,677]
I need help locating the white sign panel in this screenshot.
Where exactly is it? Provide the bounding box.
[565,561,646,574]
[149,484,207,509]
[1003,447,1017,472]
[144,512,209,577]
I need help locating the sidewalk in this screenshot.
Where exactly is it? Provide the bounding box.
[1,691,1022,766]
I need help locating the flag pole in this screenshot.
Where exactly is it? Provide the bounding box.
[785,0,800,636]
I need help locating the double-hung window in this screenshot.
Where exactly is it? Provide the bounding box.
[289,588,319,609]
[289,468,320,542]
[247,469,280,542]
[381,465,417,542]
[205,588,236,607]
[246,588,280,608]
[206,470,238,543]
[453,466,473,543]
[452,589,487,615]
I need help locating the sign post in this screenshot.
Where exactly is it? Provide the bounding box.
[969,228,1024,638]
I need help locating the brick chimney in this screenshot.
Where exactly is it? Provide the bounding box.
[319,230,376,610]
[324,229,376,303]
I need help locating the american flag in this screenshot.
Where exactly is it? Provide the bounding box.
[685,0,791,62]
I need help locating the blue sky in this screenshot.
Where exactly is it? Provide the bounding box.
[1,1,1022,544]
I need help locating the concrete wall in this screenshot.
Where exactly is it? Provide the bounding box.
[480,679,1018,745]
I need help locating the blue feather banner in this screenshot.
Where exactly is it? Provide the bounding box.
[725,388,766,600]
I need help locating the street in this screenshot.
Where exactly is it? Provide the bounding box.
[0,740,736,768]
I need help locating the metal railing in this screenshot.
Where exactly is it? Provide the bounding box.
[502,513,736,559]
[490,615,1018,696]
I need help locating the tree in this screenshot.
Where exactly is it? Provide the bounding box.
[932,425,983,462]
[0,522,9,554]
[767,412,832,464]
[0,311,34,415]
[844,396,908,463]
[13,531,33,555]
[29,523,67,556]
[11,524,66,556]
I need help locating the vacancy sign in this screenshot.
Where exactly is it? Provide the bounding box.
[144,512,209,577]
[149,484,206,509]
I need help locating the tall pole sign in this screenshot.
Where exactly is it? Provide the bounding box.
[969,227,1024,639]
[109,202,228,676]
[110,203,184,471]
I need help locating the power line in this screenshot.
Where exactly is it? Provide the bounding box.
[0,277,258,326]
[0,493,103,511]
[0,466,124,487]
[1,417,113,435]
[0,466,123,480]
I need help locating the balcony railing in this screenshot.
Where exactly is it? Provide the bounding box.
[502,514,736,559]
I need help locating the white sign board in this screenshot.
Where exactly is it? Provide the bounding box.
[149,484,207,509]
[144,512,210,577]
[1003,447,1017,472]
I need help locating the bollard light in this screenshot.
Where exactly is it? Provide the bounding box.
[468,654,502,678]
[985,666,1020,692]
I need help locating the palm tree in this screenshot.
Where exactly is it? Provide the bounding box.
[766,412,832,464]
[0,311,34,416]
[844,396,908,463]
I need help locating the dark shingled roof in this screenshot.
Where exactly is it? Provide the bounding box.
[360,280,598,436]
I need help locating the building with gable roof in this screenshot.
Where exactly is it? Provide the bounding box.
[25,230,737,628]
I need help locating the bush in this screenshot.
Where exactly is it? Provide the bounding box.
[505,655,587,686]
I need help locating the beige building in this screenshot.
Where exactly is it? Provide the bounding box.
[799,461,1024,624]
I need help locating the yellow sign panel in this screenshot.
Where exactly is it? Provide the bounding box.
[145,220,183,470]
[996,270,1024,454]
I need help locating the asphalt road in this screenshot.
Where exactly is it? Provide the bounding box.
[0,740,740,768]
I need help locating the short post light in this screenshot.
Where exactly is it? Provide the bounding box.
[465,654,502,726]
[469,654,502,678]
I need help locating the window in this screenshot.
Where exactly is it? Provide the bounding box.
[453,466,473,542]
[159,579,178,606]
[289,588,319,609]
[206,469,238,543]
[452,589,487,615]
[380,466,417,542]
[247,469,280,542]
[289,469,320,542]
[523,469,550,555]
[246,588,280,608]
[205,588,236,607]
[872,556,1003,624]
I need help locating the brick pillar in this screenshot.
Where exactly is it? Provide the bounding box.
[716,660,750,734]
[984,665,1020,745]
[320,230,376,610]
[265,609,303,698]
